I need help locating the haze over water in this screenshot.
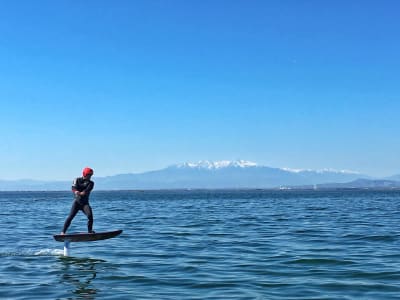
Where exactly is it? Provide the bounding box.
[1,190,399,299]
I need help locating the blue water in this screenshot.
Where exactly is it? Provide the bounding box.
[0,190,399,299]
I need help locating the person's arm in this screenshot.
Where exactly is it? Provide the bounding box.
[81,181,94,196]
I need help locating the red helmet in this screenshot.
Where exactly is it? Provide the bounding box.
[83,167,94,177]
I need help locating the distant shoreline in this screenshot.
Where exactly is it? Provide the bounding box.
[1,188,400,193]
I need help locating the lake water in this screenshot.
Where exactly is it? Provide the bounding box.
[0,190,399,299]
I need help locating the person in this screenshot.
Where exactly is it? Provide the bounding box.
[61,167,95,234]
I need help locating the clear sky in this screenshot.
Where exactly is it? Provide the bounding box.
[0,0,399,180]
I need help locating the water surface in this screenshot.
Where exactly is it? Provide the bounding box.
[0,190,399,299]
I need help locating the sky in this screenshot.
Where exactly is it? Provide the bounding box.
[0,0,399,180]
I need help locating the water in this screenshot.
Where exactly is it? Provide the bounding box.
[0,190,399,299]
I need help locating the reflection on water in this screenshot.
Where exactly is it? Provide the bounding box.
[58,257,105,299]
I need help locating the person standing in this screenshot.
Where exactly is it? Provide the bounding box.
[61,167,95,234]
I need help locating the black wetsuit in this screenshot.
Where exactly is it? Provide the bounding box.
[62,177,95,233]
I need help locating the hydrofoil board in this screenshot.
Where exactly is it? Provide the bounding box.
[53,229,122,243]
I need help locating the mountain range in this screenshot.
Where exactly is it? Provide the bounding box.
[1,160,399,191]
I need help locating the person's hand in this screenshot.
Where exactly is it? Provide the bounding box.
[74,191,86,196]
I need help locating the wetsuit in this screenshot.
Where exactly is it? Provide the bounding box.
[62,177,95,233]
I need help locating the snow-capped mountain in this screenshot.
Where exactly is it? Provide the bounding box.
[92,160,370,190]
[1,160,394,191]
[174,160,360,175]
[175,160,258,169]
[282,167,361,175]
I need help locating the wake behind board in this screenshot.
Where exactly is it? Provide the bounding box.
[53,229,122,243]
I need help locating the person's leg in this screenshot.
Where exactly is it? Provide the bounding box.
[83,204,94,233]
[62,201,80,233]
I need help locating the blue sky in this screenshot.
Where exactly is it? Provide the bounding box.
[0,0,399,180]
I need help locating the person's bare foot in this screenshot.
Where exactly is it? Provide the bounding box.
[60,232,65,235]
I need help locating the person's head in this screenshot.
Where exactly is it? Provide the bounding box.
[82,167,94,178]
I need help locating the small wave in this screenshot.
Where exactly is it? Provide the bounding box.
[359,235,397,242]
[34,249,64,256]
[306,206,329,211]
[341,233,398,242]
[0,252,24,257]
[0,249,64,257]
[286,258,355,266]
